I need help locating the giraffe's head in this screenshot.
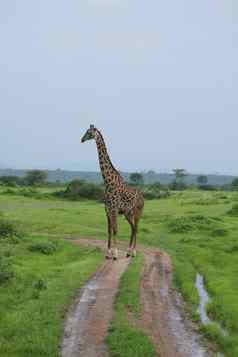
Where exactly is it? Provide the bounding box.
[81,125,97,143]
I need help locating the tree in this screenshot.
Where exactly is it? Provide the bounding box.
[231,178,238,190]
[150,181,161,192]
[171,169,188,190]
[25,170,48,186]
[173,169,187,182]
[0,176,23,187]
[129,172,144,186]
[197,175,208,185]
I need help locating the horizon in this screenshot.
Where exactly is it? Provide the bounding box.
[0,166,237,178]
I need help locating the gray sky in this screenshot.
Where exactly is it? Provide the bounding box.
[1,1,237,174]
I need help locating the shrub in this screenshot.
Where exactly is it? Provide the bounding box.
[32,278,48,299]
[198,185,217,191]
[143,189,170,200]
[2,188,16,195]
[129,172,144,186]
[0,218,23,241]
[212,229,228,237]
[28,241,59,255]
[33,278,47,291]
[227,204,238,217]
[24,170,48,186]
[0,176,23,186]
[0,256,14,285]
[225,244,238,253]
[168,217,193,233]
[231,178,238,190]
[62,180,104,201]
[168,215,213,233]
[169,181,187,191]
[17,188,47,199]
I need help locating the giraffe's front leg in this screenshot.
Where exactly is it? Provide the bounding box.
[106,212,113,259]
[105,248,113,259]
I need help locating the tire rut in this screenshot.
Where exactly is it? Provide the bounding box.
[62,248,129,357]
[139,249,213,357]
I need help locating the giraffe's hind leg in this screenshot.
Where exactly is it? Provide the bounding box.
[124,212,136,257]
[125,205,144,257]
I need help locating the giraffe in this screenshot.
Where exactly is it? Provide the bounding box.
[81,125,144,260]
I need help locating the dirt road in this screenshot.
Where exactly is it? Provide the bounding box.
[139,249,212,357]
[62,244,129,357]
[61,239,213,357]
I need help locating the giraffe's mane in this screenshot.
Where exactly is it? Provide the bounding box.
[96,129,124,181]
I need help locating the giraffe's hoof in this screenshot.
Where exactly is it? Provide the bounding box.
[126,253,131,258]
[105,249,113,259]
[113,256,118,261]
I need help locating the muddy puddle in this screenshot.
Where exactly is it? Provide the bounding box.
[195,273,228,357]
[196,273,212,325]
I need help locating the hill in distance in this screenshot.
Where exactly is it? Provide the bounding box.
[0,168,236,186]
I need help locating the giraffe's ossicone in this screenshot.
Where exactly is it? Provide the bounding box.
[81,125,144,260]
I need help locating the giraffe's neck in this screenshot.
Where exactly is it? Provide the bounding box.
[95,130,123,188]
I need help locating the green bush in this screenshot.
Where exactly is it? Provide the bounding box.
[0,256,14,285]
[168,215,213,233]
[0,175,24,186]
[33,278,47,291]
[28,241,59,255]
[2,187,50,200]
[62,179,104,201]
[2,188,16,195]
[168,217,193,233]
[143,188,170,200]
[227,204,238,217]
[225,244,238,253]
[169,181,187,191]
[0,218,23,241]
[212,229,228,237]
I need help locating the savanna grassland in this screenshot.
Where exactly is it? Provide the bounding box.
[1,187,238,356]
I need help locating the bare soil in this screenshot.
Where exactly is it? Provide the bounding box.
[61,239,214,357]
[62,242,129,357]
[139,249,212,357]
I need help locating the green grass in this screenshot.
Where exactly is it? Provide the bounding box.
[0,235,103,356]
[107,254,156,357]
[1,189,238,355]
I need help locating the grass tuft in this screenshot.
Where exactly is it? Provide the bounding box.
[28,240,59,255]
[107,254,156,357]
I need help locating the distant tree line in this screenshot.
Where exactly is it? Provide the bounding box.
[2,169,238,203]
[0,170,48,187]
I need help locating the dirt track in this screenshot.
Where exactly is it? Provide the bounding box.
[139,249,212,357]
[61,239,213,357]
[62,243,129,357]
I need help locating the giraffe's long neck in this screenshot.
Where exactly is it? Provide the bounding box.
[95,130,123,187]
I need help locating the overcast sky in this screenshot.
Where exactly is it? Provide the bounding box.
[0,1,237,174]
